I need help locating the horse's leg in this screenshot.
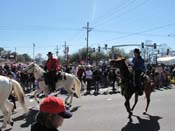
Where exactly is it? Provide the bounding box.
[131,93,139,111]
[34,90,41,104]
[11,94,16,112]
[0,103,12,129]
[9,94,16,112]
[4,100,14,126]
[69,92,74,108]
[124,94,133,119]
[124,100,132,118]
[65,95,70,106]
[144,89,151,114]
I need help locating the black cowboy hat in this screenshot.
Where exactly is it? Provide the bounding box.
[47,52,53,56]
[134,48,141,54]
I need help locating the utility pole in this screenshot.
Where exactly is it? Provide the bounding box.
[64,41,67,64]
[83,22,93,64]
[15,47,17,62]
[33,43,35,61]
[56,45,59,59]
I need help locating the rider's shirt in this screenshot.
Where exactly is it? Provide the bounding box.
[132,56,145,72]
[46,57,60,72]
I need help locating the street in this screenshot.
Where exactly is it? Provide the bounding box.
[1,86,175,131]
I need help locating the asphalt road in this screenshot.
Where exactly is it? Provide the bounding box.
[0,86,175,131]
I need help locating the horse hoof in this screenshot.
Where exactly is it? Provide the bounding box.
[128,115,132,119]
[128,112,133,119]
[143,112,147,115]
[130,111,133,116]
[66,106,70,110]
[10,121,14,126]
[66,103,72,110]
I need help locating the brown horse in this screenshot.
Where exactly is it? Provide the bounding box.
[110,58,155,119]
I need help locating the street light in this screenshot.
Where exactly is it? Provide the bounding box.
[33,43,36,61]
[168,34,175,56]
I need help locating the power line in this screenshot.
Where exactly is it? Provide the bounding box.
[92,0,137,26]
[93,29,173,37]
[99,22,175,42]
[93,0,149,28]
[0,25,83,32]
[92,0,136,24]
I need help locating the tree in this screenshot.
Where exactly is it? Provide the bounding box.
[69,47,109,65]
[0,47,4,55]
[108,48,128,59]
[16,53,32,62]
[69,53,80,64]
[35,53,44,64]
[17,55,25,62]
[23,53,32,62]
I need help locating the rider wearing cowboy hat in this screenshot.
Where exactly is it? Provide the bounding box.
[132,48,145,95]
[44,52,60,92]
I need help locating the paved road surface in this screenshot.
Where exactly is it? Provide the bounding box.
[0,86,175,131]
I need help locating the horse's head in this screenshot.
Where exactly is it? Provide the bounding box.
[24,63,45,80]
[23,63,36,73]
[110,57,131,78]
[110,57,127,69]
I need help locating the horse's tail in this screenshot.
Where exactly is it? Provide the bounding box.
[10,79,28,113]
[73,75,81,98]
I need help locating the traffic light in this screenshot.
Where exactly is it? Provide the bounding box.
[167,49,169,55]
[153,43,157,49]
[93,48,95,52]
[98,46,101,52]
[105,44,108,50]
[141,42,144,48]
[157,50,160,54]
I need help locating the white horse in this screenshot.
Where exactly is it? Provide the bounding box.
[0,75,28,129]
[24,63,81,108]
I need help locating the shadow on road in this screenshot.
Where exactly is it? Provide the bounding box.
[13,108,39,128]
[121,113,162,131]
[4,127,12,131]
[11,105,80,129]
[70,106,81,113]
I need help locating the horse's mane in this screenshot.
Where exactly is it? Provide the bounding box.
[33,63,45,74]
[118,60,131,78]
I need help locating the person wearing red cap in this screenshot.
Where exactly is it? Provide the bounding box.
[31,96,72,131]
[44,52,60,92]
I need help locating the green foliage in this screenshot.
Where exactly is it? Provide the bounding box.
[23,53,32,61]
[68,47,127,64]
[0,47,32,62]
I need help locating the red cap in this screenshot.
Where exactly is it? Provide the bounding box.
[40,96,72,118]
[40,96,65,114]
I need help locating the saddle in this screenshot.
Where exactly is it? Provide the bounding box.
[56,72,66,81]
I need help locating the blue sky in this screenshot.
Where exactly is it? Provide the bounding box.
[0,0,175,59]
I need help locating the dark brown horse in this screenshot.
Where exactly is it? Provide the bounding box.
[110,58,155,119]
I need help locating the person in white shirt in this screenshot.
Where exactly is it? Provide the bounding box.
[84,66,93,95]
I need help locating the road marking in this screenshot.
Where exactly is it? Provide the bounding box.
[106,98,112,101]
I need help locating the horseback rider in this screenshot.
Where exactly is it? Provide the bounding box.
[44,52,60,92]
[132,48,145,96]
